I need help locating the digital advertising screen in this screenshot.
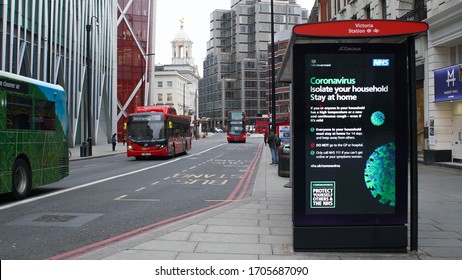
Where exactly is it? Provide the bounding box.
[292,43,408,226]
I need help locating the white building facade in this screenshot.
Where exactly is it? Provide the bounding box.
[310,0,462,163]
[154,23,200,118]
[153,66,198,116]
[425,0,462,163]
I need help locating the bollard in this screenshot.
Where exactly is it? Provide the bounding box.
[80,142,88,157]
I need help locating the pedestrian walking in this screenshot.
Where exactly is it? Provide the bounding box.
[267,131,279,164]
[111,133,117,151]
[122,134,127,146]
[264,131,268,145]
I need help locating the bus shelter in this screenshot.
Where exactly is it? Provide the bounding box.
[277,20,428,252]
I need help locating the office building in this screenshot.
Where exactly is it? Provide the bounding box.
[199,0,307,129]
[0,1,116,147]
[117,0,157,141]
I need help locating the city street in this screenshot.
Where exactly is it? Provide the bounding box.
[1,134,462,260]
[1,3,461,277]
[0,133,262,259]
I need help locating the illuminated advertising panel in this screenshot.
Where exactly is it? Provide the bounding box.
[434,64,462,102]
[292,43,408,226]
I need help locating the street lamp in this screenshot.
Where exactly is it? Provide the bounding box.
[270,0,276,133]
[221,78,226,128]
[83,15,98,157]
[143,53,155,105]
[183,81,192,115]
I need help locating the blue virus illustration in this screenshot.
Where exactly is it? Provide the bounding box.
[364,142,396,207]
[371,111,385,126]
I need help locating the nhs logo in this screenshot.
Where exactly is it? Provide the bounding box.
[372,59,390,67]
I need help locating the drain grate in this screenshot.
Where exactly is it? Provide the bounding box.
[34,214,78,223]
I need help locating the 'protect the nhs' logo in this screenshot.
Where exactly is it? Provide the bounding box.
[372,59,390,67]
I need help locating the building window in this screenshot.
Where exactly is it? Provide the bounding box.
[450,47,457,64]
[158,81,163,88]
[260,3,271,13]
[364,5,371,19]
[274,15,286,23]
[239,16,249,24]
[167,93,173,102]
[380,0,387,19]
[450,45,462,65]
[459,45,462,64]
[158,94,163,102]
[167,81,173,88]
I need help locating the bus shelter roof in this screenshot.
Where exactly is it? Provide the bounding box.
[277,20,429,83]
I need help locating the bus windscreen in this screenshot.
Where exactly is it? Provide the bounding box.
[127,114,165,141]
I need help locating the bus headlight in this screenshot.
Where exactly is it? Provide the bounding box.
[128,145,134,150]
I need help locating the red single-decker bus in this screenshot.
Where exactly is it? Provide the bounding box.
[126,106,192,159]
[227,110,246,143]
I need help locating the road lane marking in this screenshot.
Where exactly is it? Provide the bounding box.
[48,142,263,260]
[135,187,146,192]
[0,143,227,211]
[115,197,160,202]
[236,142,263,200]
[226,141,263,201]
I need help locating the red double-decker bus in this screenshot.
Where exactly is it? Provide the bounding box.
[255,117,270,134]
[226,110,246,143]
[126,106,192,159]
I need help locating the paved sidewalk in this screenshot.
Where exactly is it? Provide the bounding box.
[68,133,216,161]
[71,138,462,260]
[69,143,126,161]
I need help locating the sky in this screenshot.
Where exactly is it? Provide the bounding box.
[155,0,315,74]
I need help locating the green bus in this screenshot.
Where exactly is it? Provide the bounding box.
[0,71,69,199]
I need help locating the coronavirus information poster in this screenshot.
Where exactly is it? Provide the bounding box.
[292,43,408,227]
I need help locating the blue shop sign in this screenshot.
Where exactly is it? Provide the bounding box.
[434,64,462,102]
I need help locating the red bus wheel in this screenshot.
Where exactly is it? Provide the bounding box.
[168,144,175,157]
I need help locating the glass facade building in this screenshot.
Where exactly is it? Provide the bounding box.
[1,1,116,147]
[117,0,157,141]
[199,0,307,129]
